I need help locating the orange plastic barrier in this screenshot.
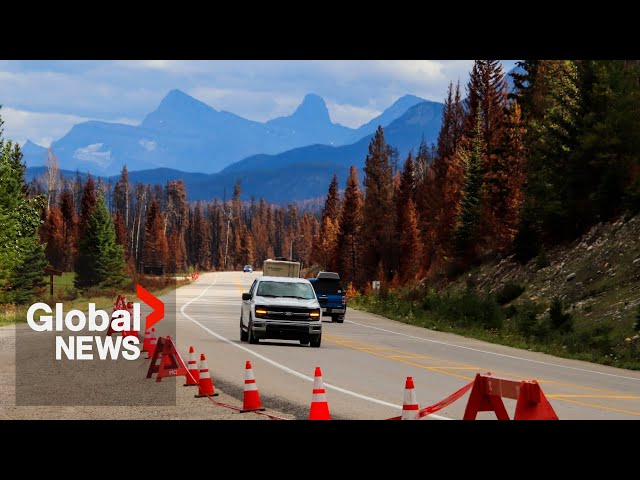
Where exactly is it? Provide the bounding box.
[145,336,195,384]
[463,372,559,420]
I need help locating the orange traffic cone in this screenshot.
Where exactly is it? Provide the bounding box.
[145,329,157,360]
[194,353,218,398]
[401,376,419,420]
[240,361,265,412]
[309,366,331,420]
[183,346,200,386]
[141,328,152,353]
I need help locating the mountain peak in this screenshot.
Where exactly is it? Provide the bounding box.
[351,93,426,138]
[24,139,43,148]
[395,94,425,104]
[158,89,212,110]
[291,93,330,123]
[141,89,219,130]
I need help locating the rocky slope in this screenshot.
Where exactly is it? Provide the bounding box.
[448,214,640,339]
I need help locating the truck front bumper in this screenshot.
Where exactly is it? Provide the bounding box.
[251,320,321,340]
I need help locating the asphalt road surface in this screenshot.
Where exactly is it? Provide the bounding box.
[169,271,640,420]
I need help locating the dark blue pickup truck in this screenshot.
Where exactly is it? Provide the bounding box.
[308,272,346,323]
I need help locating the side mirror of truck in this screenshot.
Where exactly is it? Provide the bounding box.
[242,293,252,301]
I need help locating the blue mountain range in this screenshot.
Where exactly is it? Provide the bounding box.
[23,66,521,202]
[25,99,443,203]
[23,90,426,175]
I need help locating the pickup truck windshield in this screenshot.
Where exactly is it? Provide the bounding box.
[257,281,315,299]
[310,279,342,295]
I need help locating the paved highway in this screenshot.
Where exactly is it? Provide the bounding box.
[166,271,640,420]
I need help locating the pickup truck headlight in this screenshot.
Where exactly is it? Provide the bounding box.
[309,309,321,319]
[255,307,269,318]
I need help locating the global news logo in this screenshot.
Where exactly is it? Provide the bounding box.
[25,284,164,361]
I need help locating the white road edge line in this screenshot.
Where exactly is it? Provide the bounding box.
[179,275,452,420]
[346,319,640,382]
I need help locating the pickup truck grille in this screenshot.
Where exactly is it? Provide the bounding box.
[259,306,316,321]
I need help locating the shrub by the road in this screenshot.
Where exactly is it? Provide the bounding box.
[495,282,525,305]
[349,285,640,370]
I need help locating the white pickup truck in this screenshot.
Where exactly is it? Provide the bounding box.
[240,275,322,347]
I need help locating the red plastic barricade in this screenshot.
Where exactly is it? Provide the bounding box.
[463,372,559,420]
[146,336,194,384]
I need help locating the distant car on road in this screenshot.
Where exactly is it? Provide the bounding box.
[243,264,253,273]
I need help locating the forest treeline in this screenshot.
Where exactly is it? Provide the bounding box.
[3,60,640,304]
[315,60,640,290]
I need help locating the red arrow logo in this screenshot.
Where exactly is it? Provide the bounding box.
[136,284,164,330]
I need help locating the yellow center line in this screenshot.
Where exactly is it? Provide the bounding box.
[326,334,476,366]
[534,379,635,394]
[234,279,246,294]
[428,367,485,371]
[545,397,640,416]
[323,333,640,414]
[324,337,475,381]
[384,354,429,359]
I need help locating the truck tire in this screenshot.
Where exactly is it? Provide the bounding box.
[240,315,248,342]
[310,334,321,348]
[248,319,259,344]
[332,314,344,324]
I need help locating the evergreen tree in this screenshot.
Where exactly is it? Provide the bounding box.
[193,202,211,270]
[314,173,341,269]
[360,127,395,283]
[74,196,126,290]
[251,198,270,267]
[399,199,423,283]
[482,100,527,253]
[453,111,486,260]
[316,216,339,270]
[413,138,432,184]
[436,82,465,161]
[165,180,189,267]
[142,198,168,271]
[78,174,97,237]
[239,223,255,266]
[464,60,509,151]
[418,81,465,273]
[113,165,131,231]
[0,115,48,303]
[322,174,341,223]
[59,189,78,271]
[391,153,416,277]
[167,229,184,273]
[113,211,128,256]
[273,208,284,258]
[463,61,512,255]
[510,60,540,115]
[521,60,581,244]
[502,101,527,250]
[335,166,363,287]
[43,207,65,270]
[397,153,416,207]
[574,61,640,223]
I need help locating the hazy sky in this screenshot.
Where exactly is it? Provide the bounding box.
[0,60,518,147]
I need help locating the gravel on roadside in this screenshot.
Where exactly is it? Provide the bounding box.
[0,324,295,420]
